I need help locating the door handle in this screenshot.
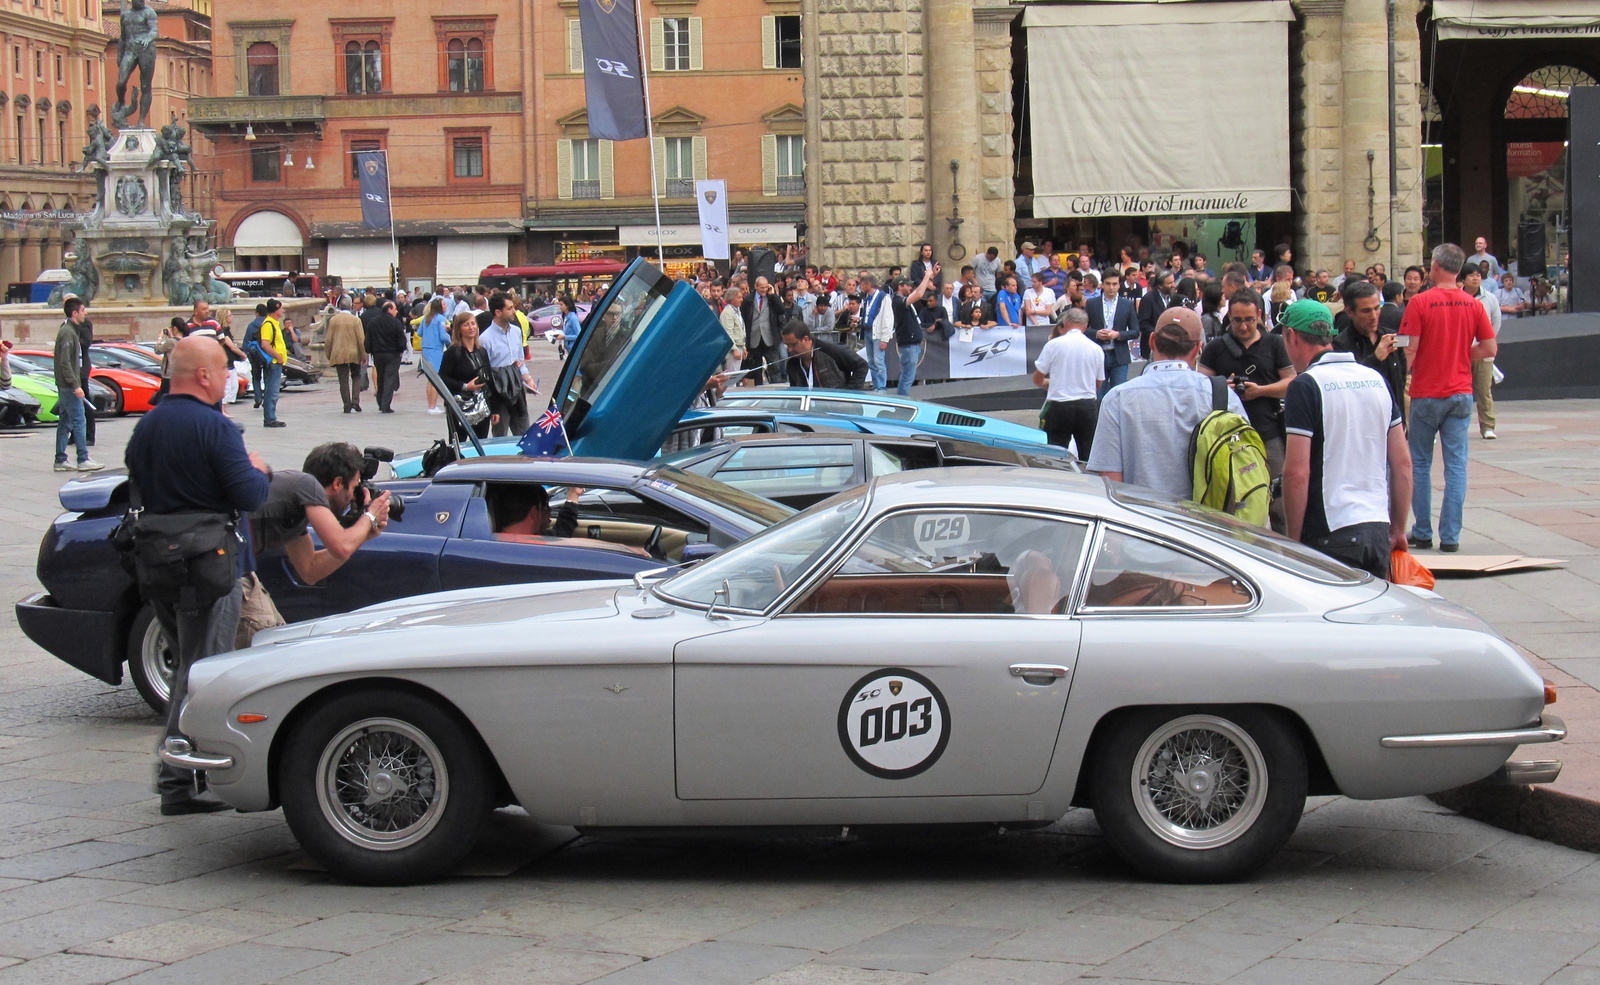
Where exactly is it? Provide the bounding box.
[1010,664,1070,685]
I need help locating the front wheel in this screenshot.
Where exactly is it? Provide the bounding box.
[1090,707,1306,883]
[279,689,490,884]
[126,605,174,714]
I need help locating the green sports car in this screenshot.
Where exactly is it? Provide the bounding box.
[5,354,117,422]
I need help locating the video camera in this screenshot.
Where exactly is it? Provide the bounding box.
[359,447,405,521]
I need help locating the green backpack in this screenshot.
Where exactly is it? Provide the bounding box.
[1189,377,1271,527]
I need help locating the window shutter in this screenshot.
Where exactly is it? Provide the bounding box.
[567,19,583,74]
[599,139,614,199]
[649,17,664,74]
[557,138,573,200]
[761,16,777,70]
[692,136,707,180]
[688,17,703,71]
[651,137,666,194]
[761,134,778,196]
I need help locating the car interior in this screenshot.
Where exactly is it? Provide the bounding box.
[792,515,1250,615]
[480,481,710,563]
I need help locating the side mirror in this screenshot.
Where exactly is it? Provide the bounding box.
[680,542,723,564]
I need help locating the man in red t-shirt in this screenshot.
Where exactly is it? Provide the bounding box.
[1398,243,1497,552]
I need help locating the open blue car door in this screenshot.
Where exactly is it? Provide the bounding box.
[551,258,732,461]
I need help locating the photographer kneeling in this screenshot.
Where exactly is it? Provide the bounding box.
[241,442,391,644]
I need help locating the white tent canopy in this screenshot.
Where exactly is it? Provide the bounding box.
[1433,0,1600,40]
[1023,1,1293,218]
[435,236,509,283]
[231,210,303,257]
[327,240,395,286]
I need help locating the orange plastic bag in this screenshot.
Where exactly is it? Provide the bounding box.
[1390,549,1435,590]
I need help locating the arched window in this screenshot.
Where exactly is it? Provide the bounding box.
[1504,65,1597,120]
[465,38,484,92]
[363,40,382,93]
[247,42,278,97]
[344,39,382,94]
[344,40,362,94]
[447,38,465,92]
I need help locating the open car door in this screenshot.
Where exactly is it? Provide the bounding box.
[551,258,732,461]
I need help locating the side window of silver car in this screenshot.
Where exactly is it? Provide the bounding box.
[1082,528,1251,610]
[793,510,1089,615]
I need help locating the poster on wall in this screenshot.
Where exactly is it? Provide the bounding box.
[1506,142,1565,277]
[1149,215,1257,267]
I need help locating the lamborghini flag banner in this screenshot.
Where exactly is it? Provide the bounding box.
[578,0,648,141]
[354,150,392,231]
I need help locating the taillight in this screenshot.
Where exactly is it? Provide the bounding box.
[1544,680,1558,706]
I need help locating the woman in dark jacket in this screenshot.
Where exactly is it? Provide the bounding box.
[436,311,495,439]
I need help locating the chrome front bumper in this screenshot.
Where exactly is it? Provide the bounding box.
[1381,713,1566,749]
[159,737,234,771]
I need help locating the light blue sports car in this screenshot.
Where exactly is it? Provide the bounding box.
[717,386,1045,445]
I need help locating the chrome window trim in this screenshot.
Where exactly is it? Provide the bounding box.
[775,505,1097,620]
[1072,522,1259,617]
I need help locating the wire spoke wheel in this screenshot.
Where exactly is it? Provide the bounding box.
[1132,715,1267,850]
[317,718,449,851]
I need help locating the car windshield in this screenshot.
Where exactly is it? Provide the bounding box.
[5,354,51,375]
[658,491,865,609]
[96,347,161,370]
[1112,487,1370,585]
[643,465,794,528]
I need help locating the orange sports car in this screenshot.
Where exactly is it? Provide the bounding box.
[12,347,162,414]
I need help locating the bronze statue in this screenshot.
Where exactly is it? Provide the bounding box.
[81,111,115,209]
[112,0,159,129]
[48,238,99,306]
[147,113,193,214]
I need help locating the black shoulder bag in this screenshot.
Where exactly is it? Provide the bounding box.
[112,481,241,611]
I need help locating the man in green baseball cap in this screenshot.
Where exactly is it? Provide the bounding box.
[1280,297,1412,578]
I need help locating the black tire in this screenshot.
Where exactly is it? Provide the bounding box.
[126,605,174,715]
[279,688,490,885]
[103,379,125,415]
[1090,706,1306,883]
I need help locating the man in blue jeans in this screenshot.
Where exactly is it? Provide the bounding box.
[1398,243,1497,552]
[52,298,103,473]
[889,264,937,396]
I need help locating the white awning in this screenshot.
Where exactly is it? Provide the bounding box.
[1433,0,1600,40]
[231,210,303,257]
[326,240,396,286]
[1024,1,1293,217]
[436,236,509,283]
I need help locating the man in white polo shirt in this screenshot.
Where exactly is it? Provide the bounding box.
[1032,308,1103,459]
[1280,299,1412,578]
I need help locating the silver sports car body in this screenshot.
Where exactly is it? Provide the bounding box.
[166,468,1563,885]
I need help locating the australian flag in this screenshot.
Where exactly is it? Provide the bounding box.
[519,404,569,458]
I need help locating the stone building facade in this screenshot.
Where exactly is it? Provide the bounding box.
[1293,0,1424,279]
[802,0,1015,272]
[803,0,1426,279]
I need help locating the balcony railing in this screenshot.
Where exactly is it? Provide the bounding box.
[572,179,601,200]
[666,177,695,199]
[777,175,804,196]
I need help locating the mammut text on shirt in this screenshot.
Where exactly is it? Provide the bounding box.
[1398,287,1493,399]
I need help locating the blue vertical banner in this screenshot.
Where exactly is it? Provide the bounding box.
[578,0,648,141]
[355,150,392,231]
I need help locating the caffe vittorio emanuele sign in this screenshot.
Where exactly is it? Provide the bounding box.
[1063,193,1260,218]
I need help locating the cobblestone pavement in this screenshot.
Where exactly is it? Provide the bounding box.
[0,375,1594,985]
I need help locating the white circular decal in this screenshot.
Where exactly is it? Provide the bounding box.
[837,668,950,779]
[910,514,971,555]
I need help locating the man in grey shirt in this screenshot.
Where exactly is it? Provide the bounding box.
[973,247,1000,305]
[1086,306,1246,499]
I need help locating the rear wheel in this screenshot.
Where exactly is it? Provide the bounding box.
[279,689,490,885]
[1090,707,1306,883]
[102,380,125,415]
[126,605,174,714]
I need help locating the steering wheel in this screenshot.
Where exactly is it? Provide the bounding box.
[645,524,666,561]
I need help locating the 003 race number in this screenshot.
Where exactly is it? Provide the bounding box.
[836,669,951,779]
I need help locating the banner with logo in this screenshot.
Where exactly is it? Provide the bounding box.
[881,324,1054,382]
[579,0,648,141]
[354,150,392,231]
[695,180,730,260]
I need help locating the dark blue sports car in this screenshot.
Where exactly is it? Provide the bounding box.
[17,258,767,712]
[18,458,790,712]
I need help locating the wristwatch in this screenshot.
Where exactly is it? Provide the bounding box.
[364,511,379,530]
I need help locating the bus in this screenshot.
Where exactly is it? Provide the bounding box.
[217,271,333,298]
[477,260,625,298]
